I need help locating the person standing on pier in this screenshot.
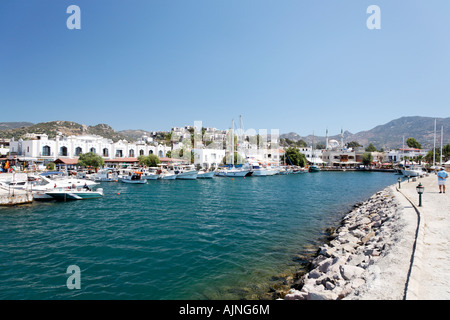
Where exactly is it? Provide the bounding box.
[437,167,448,193]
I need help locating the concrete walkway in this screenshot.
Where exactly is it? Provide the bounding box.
[397,174,450,300]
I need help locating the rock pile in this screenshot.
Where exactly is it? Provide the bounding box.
[284,187,403,300]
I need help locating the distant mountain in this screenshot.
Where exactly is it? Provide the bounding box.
[0,121,130,143]
[118,129,154,141]
[280,116,450,150]
[349,116,450,149]
[0,122,34,131]
[1,116,448,149]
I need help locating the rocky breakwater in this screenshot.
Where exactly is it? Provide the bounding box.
[284,187,407,300]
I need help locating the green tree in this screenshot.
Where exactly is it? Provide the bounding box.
[406,137,422,149]
[346,141,362,148]
[443,144,450,162]
[47,162,55,170]
[362,152,373,166]
[365,143,377,152]
[315,144,326,150]
[281,147,307,167]
[78,152,104,169]
[138,154,161,167]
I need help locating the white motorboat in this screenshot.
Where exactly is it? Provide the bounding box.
[93,168,118,182]
[401,165,426,177]
[141,168,159,180]
[197,170,215,179]
[45,186,104,201]
[174,165,198,180]
[32,172,99,200]
[158,169,177,180]
[119,172,147,184]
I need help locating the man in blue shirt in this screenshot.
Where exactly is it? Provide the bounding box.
[437,168,448,193]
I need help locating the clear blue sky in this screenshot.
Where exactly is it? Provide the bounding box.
[1,0,449,136]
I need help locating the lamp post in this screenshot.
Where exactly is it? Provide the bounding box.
[416,182,424,207]
[397,177,402,189]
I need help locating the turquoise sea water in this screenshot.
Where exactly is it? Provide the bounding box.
[0,171,397,300]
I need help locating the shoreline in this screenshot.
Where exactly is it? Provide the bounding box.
[281,178,421,300]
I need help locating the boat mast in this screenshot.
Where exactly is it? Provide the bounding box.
[231,119,234,167]
[433,118,436,166]
[441,125,443,166]
[402,136,405,165]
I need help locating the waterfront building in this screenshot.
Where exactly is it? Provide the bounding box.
[385,148,427,163]
[8,134,171,166]
[298,147,325,165]
[193,148,226,169]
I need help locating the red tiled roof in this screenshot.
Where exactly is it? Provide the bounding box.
[54,158,79,165]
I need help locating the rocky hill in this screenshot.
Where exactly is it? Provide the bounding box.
[281,116,450,150]
[0,121,130,142]
[0,122,34,131]
[1,116,448,149]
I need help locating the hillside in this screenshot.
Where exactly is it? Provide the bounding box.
[0,122,34,131]
[1,116,448,149]
[0,121,130,142]
[280,116,450,149]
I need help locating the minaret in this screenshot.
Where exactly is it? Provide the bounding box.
[340,128,344,150]
[325,128,329,150]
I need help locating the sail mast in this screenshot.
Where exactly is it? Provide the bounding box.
[441,125,443,166]
[433,118,436,166]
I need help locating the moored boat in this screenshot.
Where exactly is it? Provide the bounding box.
[120,172,147,184]
[197,170,215,179]
[45,187,104,201]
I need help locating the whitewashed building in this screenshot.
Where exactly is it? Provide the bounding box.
[8,134,171,163]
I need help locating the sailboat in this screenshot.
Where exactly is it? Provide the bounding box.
[309,131,321,172]
[215,118,251,177]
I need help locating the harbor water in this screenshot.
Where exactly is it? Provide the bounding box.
[0,171,397,299]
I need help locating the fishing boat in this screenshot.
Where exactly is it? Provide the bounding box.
[119,172,147,184]
[45,186,104,201]
[197,169,215,179]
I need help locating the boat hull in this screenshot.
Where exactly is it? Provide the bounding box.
[159,173,177,180]
[175,171,198,180]
[120,179,147,184]
[45,189,103,200]
[197,171,215,179]
[401,169,424,177]
[142,174,159,180]
[216,169,250,177]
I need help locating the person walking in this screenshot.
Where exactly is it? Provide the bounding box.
[437,167,448,193]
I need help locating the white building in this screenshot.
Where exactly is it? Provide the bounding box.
[193,148,226,169]
[8,134,171,164]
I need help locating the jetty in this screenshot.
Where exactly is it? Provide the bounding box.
[0,186,33,206]
[0,173,34,206]
[283,174,450,300]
